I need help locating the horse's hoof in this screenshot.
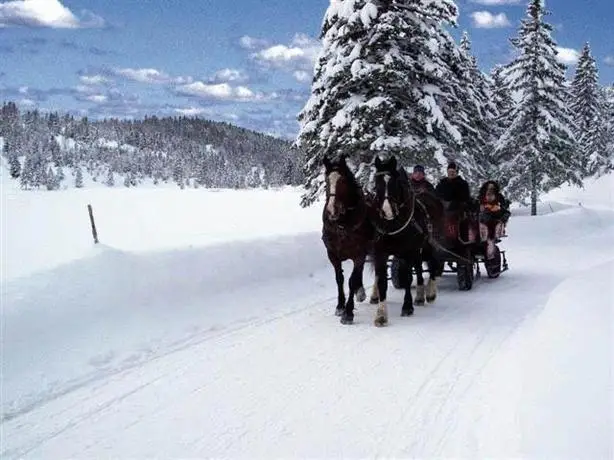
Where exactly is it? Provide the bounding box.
[374,315,388,327]
[369,296,379,305]
[355,287,366,303]
[340,315,354,325]
[415,299,425,306]
[426,295,436,303]
[335,308,343,317]
[401,309,414,317]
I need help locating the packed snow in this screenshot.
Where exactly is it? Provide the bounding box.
[2,170,613,458]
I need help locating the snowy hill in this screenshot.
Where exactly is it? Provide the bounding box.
[2,173,613,458]
[0,103,302,191]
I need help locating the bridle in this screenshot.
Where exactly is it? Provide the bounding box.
[324,168,367,232]
[372,170,416,236]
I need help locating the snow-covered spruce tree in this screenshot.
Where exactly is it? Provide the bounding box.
[4,141,21,179]
[445,31,497,182]
[495,0,579,215]
[586,84,614,177]
[74,165,84,188]
[297,0,464,206]
[490,64,515,144]
[569,43,602,176]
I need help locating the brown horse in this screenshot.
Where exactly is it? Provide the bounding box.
[322,155,374,325]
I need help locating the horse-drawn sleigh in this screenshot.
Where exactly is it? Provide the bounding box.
[389,202,509,291]
[320,154,510,327]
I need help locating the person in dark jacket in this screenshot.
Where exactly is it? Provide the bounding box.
[410,164,435,195]
[435,162,472,210]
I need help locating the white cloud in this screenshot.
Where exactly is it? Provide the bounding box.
[210,68,249,84]
[471,11,511,28]
[79,75,110,85]
[176,81,261,102]
[239,35,270,50]
[253,34,320,69]
[604,56,614,67]
[248,33,320,85]
[293,70,311,83]
[85,94,107,103]
[556,47,580,65]
[0,0,104,28]
[113,68,192,85]
[174,107,208,117]
[470,0,522,4]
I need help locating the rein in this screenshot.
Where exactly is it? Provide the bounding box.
[372,171,416,236]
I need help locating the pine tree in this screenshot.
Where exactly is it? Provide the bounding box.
[5,141,21,179]
[45,166,59,191]
[570,43,602,176]
[105,168,115,187]
[490,65,515,140]
[586,85,614,177]
[74,165,84,188]
[296,0,464,206]
[495,0,579,215]
[447,32,497,182]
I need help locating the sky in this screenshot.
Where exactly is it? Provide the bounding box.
[0,0,613,140]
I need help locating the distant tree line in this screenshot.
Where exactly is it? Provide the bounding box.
[0,102,304,190]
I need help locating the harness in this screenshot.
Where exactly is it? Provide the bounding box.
[371,171,416,236]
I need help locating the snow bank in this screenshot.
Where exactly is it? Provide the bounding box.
[455,260,613,458]
[543,172,614,210]
[2,185,321,282]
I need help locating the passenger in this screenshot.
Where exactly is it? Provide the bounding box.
[410,164,435,195]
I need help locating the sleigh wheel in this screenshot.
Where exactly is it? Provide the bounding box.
[485,246,502,279]
[457,251,474,291]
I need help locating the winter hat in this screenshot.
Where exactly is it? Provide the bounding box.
[413,165,425,173]
[447,162,458,171]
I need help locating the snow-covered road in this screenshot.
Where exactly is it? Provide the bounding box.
[2,179,613,458]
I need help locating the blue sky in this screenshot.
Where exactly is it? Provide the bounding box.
[1,0,613,139]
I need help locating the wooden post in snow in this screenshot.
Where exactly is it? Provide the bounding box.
[88,204,99,244]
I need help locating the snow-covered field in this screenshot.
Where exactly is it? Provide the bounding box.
[2,171,613,458]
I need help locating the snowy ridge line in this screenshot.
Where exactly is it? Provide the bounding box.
[2,289,342,424]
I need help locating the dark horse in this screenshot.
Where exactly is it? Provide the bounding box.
[369,156,444,326]
[322,155,374,325]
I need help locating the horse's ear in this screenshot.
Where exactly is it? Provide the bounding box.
[374,155,382,169]
[323,156,331,169]
[339,153,347,163]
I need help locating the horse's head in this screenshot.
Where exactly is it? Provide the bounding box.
[373,155,412,221]
[323,154,359,221]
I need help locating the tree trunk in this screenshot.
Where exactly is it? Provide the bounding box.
[530,166,537,216]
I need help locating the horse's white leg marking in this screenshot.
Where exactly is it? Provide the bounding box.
[382,174,394,220]
[375,300,388,327]
[370,277,379,303]
[426,278,437,303]
[326,171,340,218]
[416,284,426,304]
[355,286,366,302]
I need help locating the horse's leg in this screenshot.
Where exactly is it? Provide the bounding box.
[374,252,389,327]
[401,255,415,317]
[341,256,365,325]
[370,276,379,304]
[354,256,367,303]
[426,254,439,304]
[414,255,425,306]
[327,250,345,316]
